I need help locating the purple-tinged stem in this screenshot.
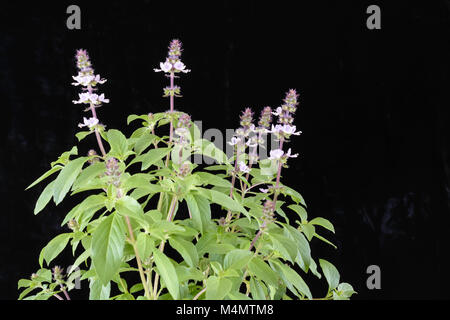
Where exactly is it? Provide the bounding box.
[87,86,106,157]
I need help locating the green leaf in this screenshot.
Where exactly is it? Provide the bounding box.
[185,193,204,233]
[40,233,72,267]
[136,233,154,262]
[134,147,171,170]
[301,223,315,241]
[248,257,279,287]
[196,172,232,188]
[72,162,106,191]
[194,139,229,164]
[273,261,312,299]
[107,129,128,158]
[319,259,340,292]
[309,217,335,233]
[152,249,180,300]
[250,278,267,300]
[198,188,249,219]
[169,237,199,268]
[134,132,157,155]
[224,249,253,270]
[270,233,298,263]
[313,233,337,249]
[115,196,146,226]
[53,157,87,205]
[61,194,107,226]
[68,249,91,274]
[89,278,111,300]
[75,130,93,142]
[34,181,55,215]
[26,165,62,190]
[280,185,307,207]
[288,204,308,223]
[205,276,232,300]
[91,213,126,285]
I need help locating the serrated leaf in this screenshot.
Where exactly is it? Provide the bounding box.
[91,213,126,285]
[198,187,249,219]
[53,157,87,205]
[134,132,157,155]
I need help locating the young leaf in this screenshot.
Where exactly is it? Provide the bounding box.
[152,249,180,300]
[107,129,128,158]
[72,162,106,191]
[319,259,340,292]
[34,181,55,215]
[91,213,126,285]
[53,157,87,205]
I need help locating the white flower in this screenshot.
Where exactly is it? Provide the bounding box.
[175,127,190,137]
[72,92,109,105]
[270,124,302,136]
[78,117,99,129]
[228,136,242,146]
[282,124,302,136]
[72,74,94,86]
[259,188,269,193]
[173,61,190,73]
[154,61,172,73]
[272,107,282,116]
[268,149,284,160]
[238,161,250,174]
[285,148,299,158]
[72,74,107,86]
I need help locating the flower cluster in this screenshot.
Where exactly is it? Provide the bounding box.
[175,113,192,142]
[154,39,190,74]
[72,49,109,117]
[271,89,301,140]
[105,157,121,187]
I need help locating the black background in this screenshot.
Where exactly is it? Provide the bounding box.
[1,0,450,300]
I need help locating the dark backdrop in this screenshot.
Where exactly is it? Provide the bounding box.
[1,0,449,300]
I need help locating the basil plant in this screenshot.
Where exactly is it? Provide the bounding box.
[18,40,355,300]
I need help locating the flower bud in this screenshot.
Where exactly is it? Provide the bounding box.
[52,266,64,282]
[67,219,79,231]
[258,106,273,129]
